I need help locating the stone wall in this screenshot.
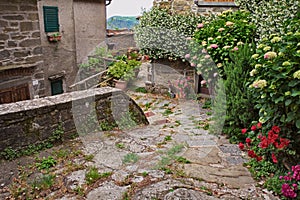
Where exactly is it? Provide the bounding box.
[0,87,148,153]
[153,0,238,15]
[0,0,45,97]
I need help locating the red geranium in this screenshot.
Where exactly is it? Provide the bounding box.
[272,153,278,163]
[239,142,245,150]
[246,138,252,144]
[272,125,280,133]
[257,122,262,129]
[248,150,257,158]
[251,125,257,131]
[241,128,247,134]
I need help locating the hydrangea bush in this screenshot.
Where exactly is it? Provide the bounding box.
[192,10,257,77]
[249,17,300,154]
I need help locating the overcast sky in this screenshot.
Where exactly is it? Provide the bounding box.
[106,0,153,18]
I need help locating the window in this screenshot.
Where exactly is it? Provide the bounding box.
[51,79,63,95]
[43,6,59,32]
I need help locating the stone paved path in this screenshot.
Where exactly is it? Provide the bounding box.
[58,92,277,200]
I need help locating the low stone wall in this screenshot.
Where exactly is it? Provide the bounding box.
[0,87,148,153]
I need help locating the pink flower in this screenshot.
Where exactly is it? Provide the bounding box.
[233,47,238,51]
[210,44,218,49]
[185,54,190,59]
[190,63,196,67]
[192,56,197,60]
[282,183,297,198]
[251,125,257,131]
[213,73,218,77]
[201,49,207,54]
[201,80,206,85]
[197,23,204,28]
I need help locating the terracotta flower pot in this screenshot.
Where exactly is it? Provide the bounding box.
[114,79,127,90]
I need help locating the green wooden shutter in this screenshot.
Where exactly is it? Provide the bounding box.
[43,6,59,32]
[51,79,63,95]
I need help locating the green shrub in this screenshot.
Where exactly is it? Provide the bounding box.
[222,44,258,141]
[249,16,300,154]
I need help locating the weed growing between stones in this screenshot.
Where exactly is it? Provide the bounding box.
[123,153,139,164]
[35,156,57,170]
[85,167,112,185]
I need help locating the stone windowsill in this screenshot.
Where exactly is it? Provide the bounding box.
[195,1,238,7]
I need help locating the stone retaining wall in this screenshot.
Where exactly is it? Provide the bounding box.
[0,87,148,153]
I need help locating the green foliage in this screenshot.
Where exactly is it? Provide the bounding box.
[249,17,300,152]
[264,174,285,195]
[246,159,278,179]
[192,10,257,77]
[107,59,141,81]
[222,44,258,140]
[135,87,148,93]
[175,156,191,164]
[122,153,139,164]
[85,167,101,185]
[134,7,203,60]
[235,0,299,40]
[36,156,57,170]
[164,135,172,141]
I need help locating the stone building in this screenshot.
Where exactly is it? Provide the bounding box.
[153,0,237,15]
[0,0,109,104]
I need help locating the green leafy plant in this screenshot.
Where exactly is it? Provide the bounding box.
[107,59,141,81]
[32,174,55,190]
[122,153,139,164]
[85,167,101,185]
[36,156,57,170]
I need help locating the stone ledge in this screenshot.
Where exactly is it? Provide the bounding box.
[195,1,238,7]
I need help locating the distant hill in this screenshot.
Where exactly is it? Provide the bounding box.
[107,16,139,30]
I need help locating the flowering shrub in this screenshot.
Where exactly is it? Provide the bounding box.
[249,16,300,155]
[279,165,300,199]
[134,7,203,60]
[239,123,291,166]
[192,10,257,77]
[235,0,299,40]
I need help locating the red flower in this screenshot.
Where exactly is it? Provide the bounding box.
[259,136,269,148]
[257,122,262,129]
[256,156,263,162]
[251,125,257,131]
[248,150,257,158]
[268,130,278,144]
[275,138,290,149]
[246,138,252,144]
[238,142,245,150]
[241,128,247,134]
[272,153,278,163]
[272,126,280,133]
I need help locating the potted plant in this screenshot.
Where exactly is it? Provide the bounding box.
[107,58,141,90]
[47,32,62,42]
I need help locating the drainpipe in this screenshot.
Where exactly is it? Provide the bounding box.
[106,0,112,6]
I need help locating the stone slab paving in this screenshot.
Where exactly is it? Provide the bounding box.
[58,92,277,199]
